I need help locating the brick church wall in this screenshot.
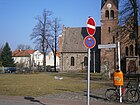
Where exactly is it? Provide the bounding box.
[60,53,87,72]
[100,0,118,72]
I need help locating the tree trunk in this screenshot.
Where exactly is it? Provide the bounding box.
[54,18,57,72]
[43,52,46,71]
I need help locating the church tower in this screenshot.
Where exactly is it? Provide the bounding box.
[101,0,118,71]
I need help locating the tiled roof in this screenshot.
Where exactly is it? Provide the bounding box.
[12,50,36,57]
[61,27,101,53]
[56,51,60,57]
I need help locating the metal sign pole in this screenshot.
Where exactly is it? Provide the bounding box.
[85,17,96,105]
[94,51,96,73]
[87,48,90,105]
[118,42,122,103]
[118,42,121,71]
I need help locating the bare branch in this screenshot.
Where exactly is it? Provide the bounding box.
[16,44,32,50]
[30,9,53,71]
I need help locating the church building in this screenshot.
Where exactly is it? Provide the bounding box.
[59,0,140,73]
[59,27,101,72]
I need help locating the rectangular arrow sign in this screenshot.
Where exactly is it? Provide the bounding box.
[98,44,117,49]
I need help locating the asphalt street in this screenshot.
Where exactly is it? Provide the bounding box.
[0,95,139,105]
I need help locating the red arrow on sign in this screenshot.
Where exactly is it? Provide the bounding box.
[86,17,96,35]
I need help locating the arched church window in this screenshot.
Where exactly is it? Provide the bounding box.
[135,45,138,56]
[130,45,133,56]
[105,10,109,19]
[108,27,111,33]
[113,36,115,43]
[111,10,114,19]
[71,57,75,66]
[84,57,88,66]
[125,46,128,56]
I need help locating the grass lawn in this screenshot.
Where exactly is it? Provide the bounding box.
[0,73,104,96]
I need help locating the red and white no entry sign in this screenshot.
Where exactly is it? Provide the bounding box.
[86,17,96,35]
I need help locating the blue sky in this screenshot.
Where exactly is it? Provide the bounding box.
[0,0,101,51]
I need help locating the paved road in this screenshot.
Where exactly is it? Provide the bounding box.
[0,95,139,105]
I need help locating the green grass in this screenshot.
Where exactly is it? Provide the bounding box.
[0,73,104,96]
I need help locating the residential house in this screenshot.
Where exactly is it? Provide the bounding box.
[46,51,60,68]
[31,50,44,67]
[12,50,60,70]
[12,50,43,68]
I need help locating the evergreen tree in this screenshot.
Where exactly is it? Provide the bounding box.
[1,42,15,67]
[0,52,2,67]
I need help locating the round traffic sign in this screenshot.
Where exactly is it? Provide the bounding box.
[84,36,96,49]
[86,17,96,35]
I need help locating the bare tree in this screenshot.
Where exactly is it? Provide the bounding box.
[49,18,61,72]
[17,44,32,50]
[30,9,52,71]
[119,0,140,55]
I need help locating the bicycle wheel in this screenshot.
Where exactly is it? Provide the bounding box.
[126,89,139,103]
[105,88,117,101]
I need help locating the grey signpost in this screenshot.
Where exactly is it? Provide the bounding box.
[84,17,96,105]
[98,42,122,103]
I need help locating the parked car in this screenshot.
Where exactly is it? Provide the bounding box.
[4,67,16,73]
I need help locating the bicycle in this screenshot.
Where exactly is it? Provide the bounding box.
[105,81,139,103]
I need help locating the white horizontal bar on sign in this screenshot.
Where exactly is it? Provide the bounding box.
[98,44,117,49]
[87,24,95,29]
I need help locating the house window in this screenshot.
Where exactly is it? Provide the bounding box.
[71,57,75,66]
[38,62,40,66]
[111,10,114,19]
[35,54,39,59]
[34,63,36,67]
[125,47,128,56]
[130,45,133,56]
[84,57,88,66]
[105,10,109,19]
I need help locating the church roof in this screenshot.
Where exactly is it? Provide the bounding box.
[61,27,101,53]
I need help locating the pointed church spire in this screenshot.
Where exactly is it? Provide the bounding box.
[101,0,118,9]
